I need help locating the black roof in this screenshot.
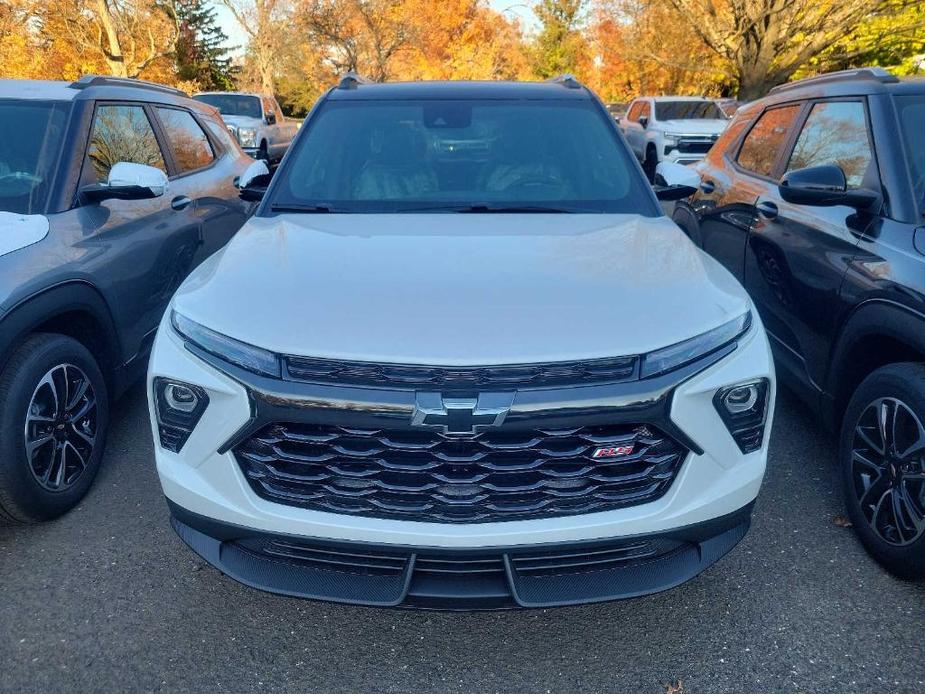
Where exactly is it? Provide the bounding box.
[325,77,594,101]
[758,68,925,107]
[69,75,215,115]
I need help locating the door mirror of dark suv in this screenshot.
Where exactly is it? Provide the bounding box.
[779,165,878,209]
[653,161,699,201]
[79,162,169,204]
[236,159,272,202]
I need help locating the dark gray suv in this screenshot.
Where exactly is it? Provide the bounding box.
[0,76,254,523]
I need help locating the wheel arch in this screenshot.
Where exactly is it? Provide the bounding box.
[826,299,925,422]
[0,282,122,383]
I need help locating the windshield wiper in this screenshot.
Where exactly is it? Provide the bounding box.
[397,203,587,213]
[269,203,341,213]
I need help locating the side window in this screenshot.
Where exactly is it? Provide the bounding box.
[202,117,237,154]
[707,113,751,165]
[639,101,651,121]
[626,102,641,122]
[84,104,166,184]
[737,104,801,178]
[786,101,872,188]
[154,107,214,174]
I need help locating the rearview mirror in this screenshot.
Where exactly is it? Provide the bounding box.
[79,162,169,204]
[779,165,877,209]
[236,159,272,202]
[265,112,277,126]
[653,161,699,201]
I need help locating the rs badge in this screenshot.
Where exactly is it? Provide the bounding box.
[592,445,634,459]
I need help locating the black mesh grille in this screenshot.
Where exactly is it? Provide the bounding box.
[284,355,638,389]
[233,422,688,523]
[676,139,714,154]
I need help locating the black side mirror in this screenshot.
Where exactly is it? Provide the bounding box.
[239,172,273,202]
[638,116,648,129]
[779,165,877,209]
[265,112,277,126]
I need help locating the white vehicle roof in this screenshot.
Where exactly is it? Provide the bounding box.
[0,80,78,101]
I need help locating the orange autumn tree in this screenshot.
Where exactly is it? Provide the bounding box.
[392,0,530,80]
[588,0,728,103]
[4,0,180,83]
[278,0,529,114]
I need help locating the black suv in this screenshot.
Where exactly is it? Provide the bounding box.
[674,68,925,578]
[0,76,254,523]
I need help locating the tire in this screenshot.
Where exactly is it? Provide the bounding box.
[643,146,658,183]
[840,363,925,579]
[0,334,109,524]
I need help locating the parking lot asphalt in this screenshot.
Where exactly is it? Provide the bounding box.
[1,384,923,694]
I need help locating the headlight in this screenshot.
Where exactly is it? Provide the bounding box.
[662,132,679,146]
[238,127,258,148]
[171,310,280,377]
[641,311,752,379]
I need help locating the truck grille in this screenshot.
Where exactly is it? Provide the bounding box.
[233,421,687,523]
[676,139,715,154]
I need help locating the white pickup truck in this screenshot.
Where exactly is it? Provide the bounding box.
[620,96,728,181]
[193,91,298,164]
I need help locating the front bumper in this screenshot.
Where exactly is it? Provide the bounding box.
[149,309,774,607]
[662,149,706,166]
[169,498,753,609]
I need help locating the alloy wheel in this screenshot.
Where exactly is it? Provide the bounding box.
[23,364,98,492]
[851,397,925,546]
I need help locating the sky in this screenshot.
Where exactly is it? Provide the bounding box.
[212,1,538,55]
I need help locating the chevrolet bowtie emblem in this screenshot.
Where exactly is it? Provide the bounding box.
[412,392,514,436]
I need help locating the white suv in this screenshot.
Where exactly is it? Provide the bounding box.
[148,77,775,610]
[621,96,729,180]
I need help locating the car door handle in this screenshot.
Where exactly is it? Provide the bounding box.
[171,196,192,211]
[700,180,715,194]
[756,200,779,219]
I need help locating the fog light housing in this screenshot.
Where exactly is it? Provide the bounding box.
[714,379,769,453]
[154,378,209,453]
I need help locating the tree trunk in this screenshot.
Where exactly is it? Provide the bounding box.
[95,0,128,77]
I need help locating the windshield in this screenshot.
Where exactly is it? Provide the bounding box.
[655,101,724,121]
[193,94,262,119]
[267,99,657,215]
[0,100,68,215]
[897,95,925,213]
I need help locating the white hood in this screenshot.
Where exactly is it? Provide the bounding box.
[658,119,728,135]
[173,214,749,365]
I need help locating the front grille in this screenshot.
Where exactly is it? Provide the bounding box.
[233,421,688,523]
[677,139,714,154]
[283,355,638,389]
[237,536,676,576]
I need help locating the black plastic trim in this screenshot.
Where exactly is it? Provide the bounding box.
[167,499,755,610]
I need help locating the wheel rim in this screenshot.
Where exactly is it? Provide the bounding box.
[24,364,98,492]
[851,397,925,546]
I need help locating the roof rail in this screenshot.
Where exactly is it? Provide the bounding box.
[337,72,373,90]
[548,74,583,90]
[69,75,188,97]
[768,67,898,95]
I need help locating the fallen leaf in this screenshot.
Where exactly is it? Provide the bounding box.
[833,514,853,528]
[665,680,685,694]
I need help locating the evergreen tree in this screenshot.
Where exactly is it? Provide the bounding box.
[175,0,236,90]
